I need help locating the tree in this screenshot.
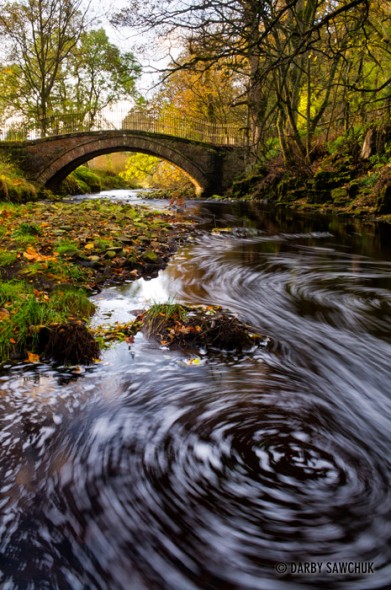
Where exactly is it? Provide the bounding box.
[0,0,90,135]
[148,49,247,137]
[120,152,194,192]
[60,28,141,126]
[113,0,372,164]
[120,153,158,187]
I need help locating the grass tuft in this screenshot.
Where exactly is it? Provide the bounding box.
[0,280,95,363]
[143,302,188,337]
[13,222,42,236]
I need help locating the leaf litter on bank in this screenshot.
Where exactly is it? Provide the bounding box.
[0,199,194,365]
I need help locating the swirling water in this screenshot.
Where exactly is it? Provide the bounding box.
[1,201,391,589]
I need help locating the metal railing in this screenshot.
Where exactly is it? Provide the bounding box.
[0,109,248,146]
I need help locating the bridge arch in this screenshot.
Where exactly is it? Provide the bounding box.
[36,132,209,195]
[0,130,246,197]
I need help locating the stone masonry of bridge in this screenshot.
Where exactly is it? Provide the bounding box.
[0,130,247,197]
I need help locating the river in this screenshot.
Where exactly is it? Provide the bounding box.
[0,197,390,589]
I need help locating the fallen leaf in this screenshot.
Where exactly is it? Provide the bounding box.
[0,308,10,321]
[25,351,40,363]
[23,246,56,263]
[23,246,40,261]
[177,324,193,334]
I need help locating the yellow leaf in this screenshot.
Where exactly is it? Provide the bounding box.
[23,246,56,263]
[186,357,201,365]
[26,351,40,363]
[23,246,39,261]
[84,242,95,250]
[0,308,10,321]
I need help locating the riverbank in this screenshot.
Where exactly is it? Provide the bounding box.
[0,152,134,203]
[231,132,391,223]
[0,198,194,364]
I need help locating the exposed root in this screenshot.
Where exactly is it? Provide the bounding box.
[39,321,100,365]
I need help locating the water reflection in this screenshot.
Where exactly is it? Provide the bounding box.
[1,201,391,589]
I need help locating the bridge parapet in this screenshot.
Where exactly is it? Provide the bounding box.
[1,109,247,147]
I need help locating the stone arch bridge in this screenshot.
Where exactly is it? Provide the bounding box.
[0,130,247,197]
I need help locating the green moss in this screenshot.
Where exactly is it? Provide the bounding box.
[55,239,81,256]
[327,126,363,158]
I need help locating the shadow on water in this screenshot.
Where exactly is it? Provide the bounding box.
[1,196,391,589]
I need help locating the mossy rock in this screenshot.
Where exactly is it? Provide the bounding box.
[331,187,349,204]
[74,166,102,193]
[59,175,83,195]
